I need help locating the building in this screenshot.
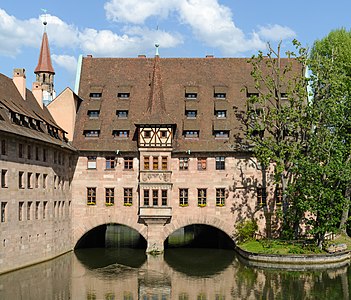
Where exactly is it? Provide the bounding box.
[0,29,300,273]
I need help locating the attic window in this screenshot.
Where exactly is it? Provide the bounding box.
[84,130,100,137]
[113,130,129,138]
[118,93,130,99]
[183,130,199,138]
[214,93,226,99]
[117,110,128,118]
[215,110,226,118]
[185,93,197,99]
[186,110,197,118]
[280,93,288,100]
[90,93,102,99]
[88,110,100,119]
[214,130,229,138]
[247,92,259,98]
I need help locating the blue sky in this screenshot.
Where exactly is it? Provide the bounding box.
[0,1,350,94]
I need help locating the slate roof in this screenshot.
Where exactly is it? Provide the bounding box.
[73,55,302,153]
[0,73,74,150]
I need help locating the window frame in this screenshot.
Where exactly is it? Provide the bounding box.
[215,156,225,170]
[123,188,133,206]
[87,156,97,169]
[105,156,115,170]
[197,189,207,207]
[87,187,97,205]
[216,188,226,207]
[105,188,115,206]
[124,157,133,170]
[179,188,189,206]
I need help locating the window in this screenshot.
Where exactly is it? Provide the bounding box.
[197,158,207,171]
[214,92,226,99]
[27,145,31,159]
[88,110,100,119]
[144,156,150,170]
[185,93,197,99]
[18,171,24,188]
[84,130,100,137]
[152,190,158,206]
[117,110,128,118]
[1,139,6,155]
[161,190,167,206]
[257,187,267,207]
[43,174,47,189]
[43,148,47,162]
[35,173,40,188]
[1,170,7,188]
[105,188,114,206]
[186,110,197,118]
[215,110,226,118]
[161,156,168,170]
[143,190,150,206]
[179,189,189,206]
[27,201,32,220]
[35,201,40,220]
[215,156,225,170]
[153,157,159,170]
[275,187,283,206]
[184,130,199,138]
[87,187,97,205]
[214,131,229,138]
[198,189,207,207]
[105,156,115,169]
[144,130,151,138]
[87,156,97,169]
[124,188,133,206]
[90,92,102,98]
[35,146,40,160]
[179,157,189,170]
[1,202,7,222]
[18,143,23,158]
[18,202,24,221]
[43,201,47,219]
[124,157,133,170]
[216,188,226,206]
[113,130,129,138]
[160,130,168,138]
[117,92,130,98]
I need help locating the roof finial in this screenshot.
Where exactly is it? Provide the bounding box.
[155,43,160,56]
[41,8,48,30]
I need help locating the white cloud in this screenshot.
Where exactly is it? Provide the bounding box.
[52,54,77,73]
[257,24,296,41]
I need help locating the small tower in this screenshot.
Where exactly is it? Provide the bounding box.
[34,17,55,106]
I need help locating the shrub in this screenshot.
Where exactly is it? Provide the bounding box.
[235,220,258,243]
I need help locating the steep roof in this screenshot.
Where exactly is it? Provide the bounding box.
[0,73,74,150]
[73,56,302,153]
[34,32,55,74]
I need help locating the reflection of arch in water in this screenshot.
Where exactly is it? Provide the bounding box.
[75,223,147,249]
[162,215,236,247]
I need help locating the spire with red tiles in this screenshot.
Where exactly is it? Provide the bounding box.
[34,31,55,75]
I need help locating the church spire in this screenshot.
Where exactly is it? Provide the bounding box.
[34,31,55,75]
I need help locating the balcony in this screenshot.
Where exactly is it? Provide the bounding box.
[139,206,172,224]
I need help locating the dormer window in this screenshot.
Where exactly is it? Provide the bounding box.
[116,110,128,118]
[113,130,129,138]
[214,130,229,138]
[183,130,199,138]
[160,130,168,138]
[214,93,226,99]
[280,93,288,100]
[247,92,259,98]
[117,93,130,99]
[215,110,226,118]
[90,93,102,99]
[144,130,151,138]
[186,110,197,118]
[185,93,197,99]
[88,110,100,119]
[84,130,100,137]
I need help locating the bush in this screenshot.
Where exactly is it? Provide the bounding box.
[235,220,258,243]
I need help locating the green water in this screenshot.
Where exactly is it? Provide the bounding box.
[0,248,350,299]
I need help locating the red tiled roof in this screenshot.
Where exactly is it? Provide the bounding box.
[34,32,55,74]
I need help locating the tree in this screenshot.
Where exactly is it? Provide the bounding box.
[245,40,310,238]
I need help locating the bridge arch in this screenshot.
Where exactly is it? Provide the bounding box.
[73,215,147,249]
[162,214,236,245]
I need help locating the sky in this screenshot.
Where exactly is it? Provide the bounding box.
[0,1,351,95]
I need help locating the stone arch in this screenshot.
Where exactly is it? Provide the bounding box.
[73,215,147,248]
[162,214,235,244]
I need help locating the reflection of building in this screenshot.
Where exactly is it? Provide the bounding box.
[0,26,301,273]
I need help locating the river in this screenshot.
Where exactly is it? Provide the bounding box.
[0,247,350,300]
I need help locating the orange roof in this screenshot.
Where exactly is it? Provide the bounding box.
[34,32,55,74]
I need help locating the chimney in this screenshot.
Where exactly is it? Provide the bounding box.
[32,82,43,109]
[138,54,146,58]
[205,55,214,58]
[13,68,26,100]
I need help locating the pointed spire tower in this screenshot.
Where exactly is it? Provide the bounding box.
[33,15,55,107]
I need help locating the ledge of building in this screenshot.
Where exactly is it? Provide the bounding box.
[235,246,351,270]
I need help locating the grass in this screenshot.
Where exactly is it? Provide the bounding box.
[239,234,351,255]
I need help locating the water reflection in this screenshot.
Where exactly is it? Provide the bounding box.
[0,248,350,300]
